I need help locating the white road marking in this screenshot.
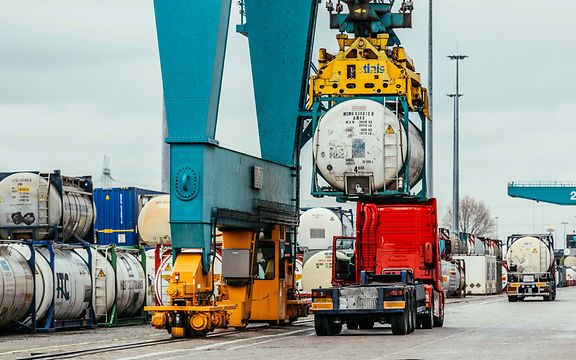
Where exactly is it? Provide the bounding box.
[226,328,314,351]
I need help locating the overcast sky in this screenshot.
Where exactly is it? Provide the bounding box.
[1,1,575,246]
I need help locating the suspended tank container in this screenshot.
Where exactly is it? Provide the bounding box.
[311,99,425,198]
[0,171,94,242]
[93,187,165,246]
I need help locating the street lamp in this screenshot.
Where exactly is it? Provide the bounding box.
[561,221,569,249]
[427,0,434,196]
[447,53,467,234]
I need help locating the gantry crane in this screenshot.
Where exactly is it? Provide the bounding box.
[145,0,437,338]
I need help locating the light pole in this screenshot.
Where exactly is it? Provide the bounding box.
[447,53,467,234]
[495,216,499,239]
[562,221,569,249]
[427,0,433,196]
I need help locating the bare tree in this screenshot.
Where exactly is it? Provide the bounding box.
[442,196,496,237]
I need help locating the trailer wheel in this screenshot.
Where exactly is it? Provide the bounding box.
[508,296,518,302]
[315,315,342,336]
[391,311,409,335]
[346,321,359,330]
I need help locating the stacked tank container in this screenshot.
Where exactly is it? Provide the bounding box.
[0,171,150,332]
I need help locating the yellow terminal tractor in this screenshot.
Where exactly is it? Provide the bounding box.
[146,225,307,337]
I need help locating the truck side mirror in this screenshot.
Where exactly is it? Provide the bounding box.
[424,242,434,266]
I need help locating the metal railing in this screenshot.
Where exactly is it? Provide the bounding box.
[508,181,576,188]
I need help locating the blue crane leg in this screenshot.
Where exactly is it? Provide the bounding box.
[242,0,318,166]
[154,0,231,271]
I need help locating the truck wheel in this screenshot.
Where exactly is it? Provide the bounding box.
[358,320,374,329]
[408,293,416,333]
[315,315,341,336]
[433,295,444,328]
[346,321,359,330]
[391,312,409,335]
[433,313,444,328]
[508,296,518,302]
[420,294,434,330]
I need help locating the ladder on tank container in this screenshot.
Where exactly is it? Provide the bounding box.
[37,173,51,238]
[382,99,402,190]
[539,240,547,279]
[94,248,109,322]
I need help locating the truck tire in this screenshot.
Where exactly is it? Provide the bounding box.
[419,293,434,329]
[433,295,444,328]
[315,315,342,336]
[408,292,416,333]
[358,320,374,329]
[391,311,409,335]
[508,296,518,302]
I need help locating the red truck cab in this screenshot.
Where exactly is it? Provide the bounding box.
[313,199,445,335]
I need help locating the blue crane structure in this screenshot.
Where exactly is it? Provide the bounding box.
[508,181,576,206]
[154,0,318,271]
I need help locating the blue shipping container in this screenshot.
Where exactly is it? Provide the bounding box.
[94,187,164,246]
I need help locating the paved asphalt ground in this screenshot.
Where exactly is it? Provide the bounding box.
[1,287,575,360]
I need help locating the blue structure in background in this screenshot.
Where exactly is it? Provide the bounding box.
[152,0,319,271]
[508,181,576,206]
[93,187,164,246]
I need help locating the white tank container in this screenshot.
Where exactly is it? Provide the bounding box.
[62,191,94,241]
[298,208,343,250]
[0,173,62,239]
[115,252,146,316]
[507,236,553,274]
[0,245,35,328]
[38,248,92,320]
[441,260,465,295]
[567,268,576,282]
[564,256,576,267]
[75,248,116,319]
[301,250,333,292]
[10,244,54,326]
[0,173,94,241]
[313,99,424,192]
[138,195,171,246]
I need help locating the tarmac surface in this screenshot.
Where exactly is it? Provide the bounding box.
[2,287,576,360]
